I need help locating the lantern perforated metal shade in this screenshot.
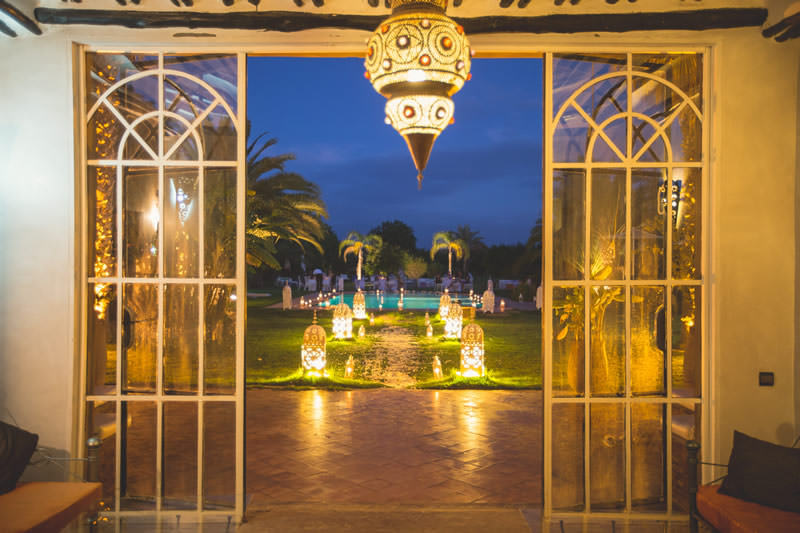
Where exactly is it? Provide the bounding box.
[365,0,472,189]
[438,292,451,319]
[332,302,354,339]
[301,314,327,376]
[444,302,463,339]
[460,323,485,377]
[353,290,367,319]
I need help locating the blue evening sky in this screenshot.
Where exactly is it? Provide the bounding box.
[247,57,543,246]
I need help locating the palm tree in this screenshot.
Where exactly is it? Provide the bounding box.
[339,231,383,284]
[245,125,328,270]
[452,224,486,273]
[430,231,468,278]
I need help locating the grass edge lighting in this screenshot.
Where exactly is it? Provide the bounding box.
[364,0,472,189]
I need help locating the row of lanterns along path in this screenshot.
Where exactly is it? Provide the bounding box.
[300,300,488,380]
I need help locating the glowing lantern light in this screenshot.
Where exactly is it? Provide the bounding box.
[365,0,472,189]
[426,323,433,337]
[332,303,353,339]
[299,296,305,308]
[353,290,367,319]
[301,311,327,377]
[500,299,506,312]
[345,355,355,379]
[424,312,430,326]
[282,282,292,310]
[358,324,366,338]
[444,303,463,339]
[482,288,494,314]
[460,323,485,377]
[398,299,404,311]
[439,292,451,319]
[432,355,443,380]
[370,313,375,326]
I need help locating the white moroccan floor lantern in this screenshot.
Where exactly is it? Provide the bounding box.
[482,289,495,314]
[282,282,292,310]
[358,324,366,338]
[439,292,451,319]
[460,323,485,377]
[301,312,327,377]
[345,355,355,378]
[444,302,463,339]
[332,302,353,339]
[433,355,443,380]
[353,290,367,319]
[426,323,433,337]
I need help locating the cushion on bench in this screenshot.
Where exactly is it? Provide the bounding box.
[1,481,102,533]
[697,484,800,533]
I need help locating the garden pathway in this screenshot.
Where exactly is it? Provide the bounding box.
[360,326,419,388]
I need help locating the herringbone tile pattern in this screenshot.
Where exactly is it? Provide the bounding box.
[246,389,543,507]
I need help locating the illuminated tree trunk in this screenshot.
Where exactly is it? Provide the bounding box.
[357,249,362,281]
[448,247,452,277]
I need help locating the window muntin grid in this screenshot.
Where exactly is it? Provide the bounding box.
[545,52,705,519]
[81,51,245,520]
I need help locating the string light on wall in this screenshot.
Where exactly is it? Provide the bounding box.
[365,0,472,189]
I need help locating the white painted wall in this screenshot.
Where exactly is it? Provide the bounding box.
[713,29,800,457]
[0,14,798,484]
[0,30,77,461]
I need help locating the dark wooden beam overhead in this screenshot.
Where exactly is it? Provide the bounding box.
[0,18,17,37]
[0,0,42,35]
[34,7,768,35]
[762,12,800,42]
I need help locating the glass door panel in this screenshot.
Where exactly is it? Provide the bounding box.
[83,51,244,521]
[546,51,705,519]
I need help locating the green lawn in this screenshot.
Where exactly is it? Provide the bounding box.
[247,301,542,389]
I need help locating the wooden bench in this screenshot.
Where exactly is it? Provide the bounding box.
[0,438,102,533]
[687,440,800,533]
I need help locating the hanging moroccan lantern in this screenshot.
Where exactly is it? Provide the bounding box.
[353,290,367,319]
[444,302,463,339]
[332,303,353,339]
[439,292,451,319]
[460,323,484,377]
[301,311,327,377]
[365,0,472,189]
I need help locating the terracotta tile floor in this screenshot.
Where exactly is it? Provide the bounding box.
[246,389,543,507]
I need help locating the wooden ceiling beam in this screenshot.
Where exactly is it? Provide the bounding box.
[762,12,800,41]
[33,7,767,36]
[0,0,42,35]
[0,18,17,37]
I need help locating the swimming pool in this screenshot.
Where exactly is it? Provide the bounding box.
[325,292,481,311]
